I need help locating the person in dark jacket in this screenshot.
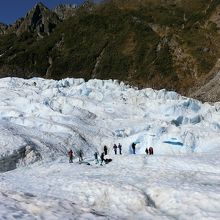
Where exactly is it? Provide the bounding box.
[118,143,122,155]
[100,152,105,165]
[113,144,117,155]
[149,147,154,155]
[94,152,99,164]
[132,142,136,154]
[68,149,73,163]
[78,149,83,162]
[104,145,108,155]
[145,147,149,155]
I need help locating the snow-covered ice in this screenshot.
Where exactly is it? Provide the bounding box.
[0,77,219,219]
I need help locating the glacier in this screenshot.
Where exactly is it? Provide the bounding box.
[0,77,219,219]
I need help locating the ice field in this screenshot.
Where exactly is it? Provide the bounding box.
[0,77,219,219]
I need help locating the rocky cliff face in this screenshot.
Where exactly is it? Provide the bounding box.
[53,4,77,20]
[0,23,7,35]
[0,3,75,36]
[5,3,60,36]
[0,0,220,102]
[19,3,60,35]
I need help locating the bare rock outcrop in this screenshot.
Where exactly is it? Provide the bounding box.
[53,4,77,20]
[8,2,60,36]
[0,23,8,35]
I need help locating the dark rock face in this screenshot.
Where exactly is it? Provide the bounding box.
[5,3,60,36]
[0,146,41,172]
[19,3,60,35]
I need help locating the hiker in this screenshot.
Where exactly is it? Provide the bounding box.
[68,149,74,163]
[131,142,136,154]
[118,143,122,155]
[94,152,99,164]
[78,149,84,162]
[145,147,149,155]
[104,145,108,155]
[113,144,117,155]
[100,152,105,165]
[149,147,154,155]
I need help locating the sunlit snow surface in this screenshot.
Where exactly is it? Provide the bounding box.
[0,77,219,219]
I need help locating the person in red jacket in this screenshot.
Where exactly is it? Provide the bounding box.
[149,147,154,155]
[68,149,74,163]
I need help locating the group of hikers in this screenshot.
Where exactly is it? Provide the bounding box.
[145,146,154,155]
[68,142,154,165]
[131,142,154,155]
[105,143,122,155]
[68,149,83,163]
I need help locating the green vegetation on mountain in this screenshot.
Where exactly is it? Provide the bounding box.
[0,0,220,100]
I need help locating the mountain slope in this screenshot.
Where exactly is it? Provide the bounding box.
[0,1,220,101]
